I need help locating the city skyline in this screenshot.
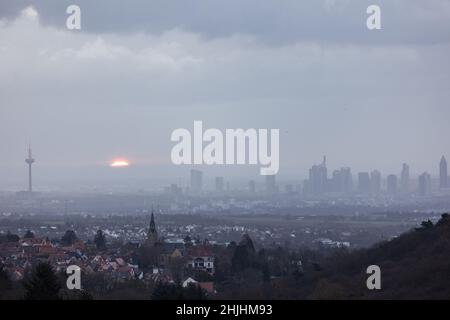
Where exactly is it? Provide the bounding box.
[7,146,449,194]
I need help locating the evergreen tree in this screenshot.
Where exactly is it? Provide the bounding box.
[24,230,35,239]
[151,282,179,300]
[184,235,193,247]
[94,229,107,250]
[6,231,20,243]
[183,284,207,300]
[24,262,61,300]
[0,264,12,298]
[61,230,78,246]
[231,234,256,272]
[262,262,271,282]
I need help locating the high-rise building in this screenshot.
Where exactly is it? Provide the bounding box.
[165,184,182,196]
[190,169,203,193]
[440,156,448,189]
[418,172,431,196]
[400,163,410,193]
[330,167,352,193]
[387,174,398,195]
[358,172,370,194]
[215,177,224,192]
[330,170,341,192]
[307,156,328,194]
[265,175,277,193]
[285,184,294,194]
[25,145,35,193]
[370,170,381,194]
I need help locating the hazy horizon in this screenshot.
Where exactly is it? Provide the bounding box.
[1,1,450,189]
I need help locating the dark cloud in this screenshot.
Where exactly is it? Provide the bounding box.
[1,0,449,45]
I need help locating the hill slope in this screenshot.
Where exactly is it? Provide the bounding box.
[307,213,450,299]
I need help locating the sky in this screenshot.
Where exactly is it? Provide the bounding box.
[0,0,450,190]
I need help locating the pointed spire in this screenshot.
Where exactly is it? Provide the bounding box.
[148,207,156,234]
[150,209,155,226]
[441,155,447,164]
[146,206,158,245]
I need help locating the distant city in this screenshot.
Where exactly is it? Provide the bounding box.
[165,155,449,199]
[1,149,449,300]
[9,145,450,200]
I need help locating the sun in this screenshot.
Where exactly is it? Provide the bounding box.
[110,159,130,167]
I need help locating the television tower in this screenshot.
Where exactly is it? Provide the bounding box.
[25,145,35,193]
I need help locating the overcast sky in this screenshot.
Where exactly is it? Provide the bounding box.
[1,1,450,190]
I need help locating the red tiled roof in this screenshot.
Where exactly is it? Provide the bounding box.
[198,282,214,294]
[187,245,213,257]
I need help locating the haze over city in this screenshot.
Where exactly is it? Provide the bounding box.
[2,1,450,305]
[1,0,450,190]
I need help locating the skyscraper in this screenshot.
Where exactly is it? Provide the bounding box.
[418,172,431,196]
[307,156,328,194]
[400,163,410,193]
[25,145,35,193]
[387,174,398,195]
[440,156,448,189]
[370,170,381,194]
[285,184,294,194]
[358,172,370,194]
[190,169,203,193]
[330,167,353,193]
[215,177,224,192]
[265,174,277,193]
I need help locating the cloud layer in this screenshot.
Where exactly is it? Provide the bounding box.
[0,2,449,189]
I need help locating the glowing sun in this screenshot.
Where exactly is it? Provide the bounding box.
[110,159,130,167]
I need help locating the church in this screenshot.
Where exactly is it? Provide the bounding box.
[141,210,215,275]
[144,210,159,247]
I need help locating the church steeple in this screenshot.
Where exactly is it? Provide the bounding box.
[148,211,156,235]
[146,209,158,246]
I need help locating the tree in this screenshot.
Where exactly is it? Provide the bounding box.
[24,262,61,300]
[0,264,12,298]
[231,234,256,272]
[239,234,255,253]
[261,262,271,282]
[60,288,93,300]
[184,235,193,247]
[61,230,78,246]
[167,257,185,285]
[137,245,160,269]
[6,231,20,243]
[24,230,35,239]
[183,284,207,300]
[416,220,434,230]
[436,213,449,226]
[227,241,237,250]
[94,229,107,250]
[151,282,180,300]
